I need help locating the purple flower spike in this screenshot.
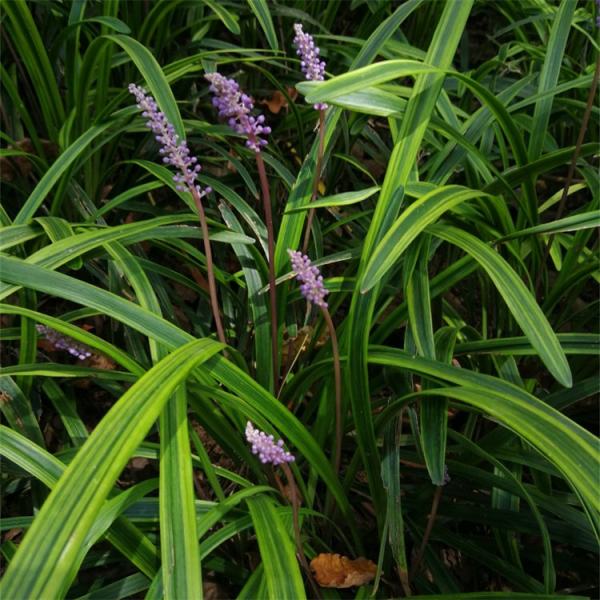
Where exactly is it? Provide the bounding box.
[288,249,329,308]
[128,84,211,198]
[293,23,327,110]
[205,72,271,153]
[36,324,92,360]
[245,422,295,466]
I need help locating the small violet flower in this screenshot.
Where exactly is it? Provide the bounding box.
[293,23,327,110]
[288,249,329,309]
[205,73,271,153]
[36,324,92,360]
[245,421,295,465]
[128,84,211,197]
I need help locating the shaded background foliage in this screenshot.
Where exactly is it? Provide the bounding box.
[0,0,599,598]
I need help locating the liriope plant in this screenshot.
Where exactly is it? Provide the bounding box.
[1,1,598,599]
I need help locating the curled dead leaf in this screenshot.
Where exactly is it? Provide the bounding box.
[310,553,377,588]
[260,87,298,114]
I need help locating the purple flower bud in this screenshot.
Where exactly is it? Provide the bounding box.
[287,249,329,308]
[245,422,295,465]
[204,72,270,153]
[36,324,92,360]
[128,84,210,199]
[292,24,328,110]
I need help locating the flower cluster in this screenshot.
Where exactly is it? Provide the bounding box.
[293,23,327,110]
[245,422,295,465]
[36,325,92,360]
[205,73,271,152]
[288,250,329,308]
[128,84,211,197]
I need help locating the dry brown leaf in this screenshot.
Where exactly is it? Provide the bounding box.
[260,87,298,114]
[130,457,150,470]
[88,353,116,370]
[202,579,228,600]
[281,325,313,365]
[3,528,22,542]
[310,553,377,588]
[261,90,287,113]
[37,338,57,354]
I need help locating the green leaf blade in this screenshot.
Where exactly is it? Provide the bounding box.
[0,338,223,599]
[429,225,572,387]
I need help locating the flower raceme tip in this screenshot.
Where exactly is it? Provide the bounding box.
[245,422,295,466]
[288,250,329,308]
[293,23,328,110]
[128,84,211,198]
[205,72,271,153]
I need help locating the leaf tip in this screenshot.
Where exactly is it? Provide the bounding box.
[557,369,573,389]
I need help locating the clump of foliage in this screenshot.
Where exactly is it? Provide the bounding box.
[0,1,598,599]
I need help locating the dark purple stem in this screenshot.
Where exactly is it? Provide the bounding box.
[410,485,443,582]
[281,462,322,599]
[321,307,342,476]
[192,189,226,345]
[254,150,279,394]
[535,55,600,297]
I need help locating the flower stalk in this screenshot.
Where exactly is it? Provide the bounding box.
[244,423,318,592]
[128,84,226,345]
[255,152,280,394]
[191,188,226,344]
[288,250,342,476]
[206,72,279,392]
[292,24,328,254]
[281,462,322,599]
